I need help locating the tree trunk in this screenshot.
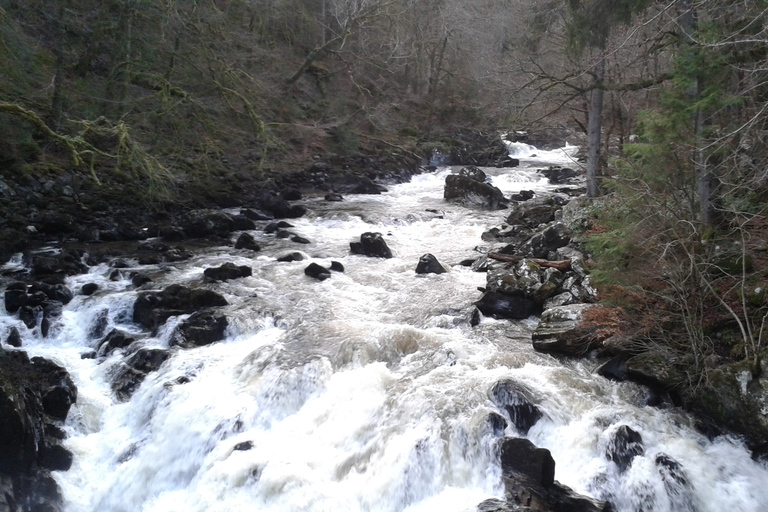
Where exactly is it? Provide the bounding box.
[586,56,605,198]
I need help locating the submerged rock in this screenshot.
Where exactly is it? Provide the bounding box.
[171,311,229,348]
[203,262,252,281]
[234,233,261,251]
[112,348,171,401]
[490,380,543,434]
[605,425,644,473]
[304,263,331,281]
[133,284,228,331]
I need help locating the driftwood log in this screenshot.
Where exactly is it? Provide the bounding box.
[487,252,572,272]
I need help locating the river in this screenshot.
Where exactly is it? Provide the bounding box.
[2,145,768,512]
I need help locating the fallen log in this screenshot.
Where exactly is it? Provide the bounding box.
[488,253,572,272]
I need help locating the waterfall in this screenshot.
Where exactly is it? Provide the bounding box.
[2,148,767,512]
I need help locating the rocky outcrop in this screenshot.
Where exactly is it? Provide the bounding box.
[350,232,394,258]
[444,174,508,210]
[0,348,77,512]
[133,284,228,332]
[531,304,600,357]
[478,437,614,512]
[170,311,229,348]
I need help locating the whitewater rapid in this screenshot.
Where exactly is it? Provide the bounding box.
[2,149,768,512]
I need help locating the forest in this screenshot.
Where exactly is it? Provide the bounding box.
[2,0,768,452]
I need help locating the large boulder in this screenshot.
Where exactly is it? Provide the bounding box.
[133,284,228,331]
[304,263,332,281]
[203,262,252,281]
[458,166,487,183]
[490,380,543,434]
[444,174,507,210]
[0,348,77,512]
[519,223,572,259]
[605,425,644,473]
[350,232,393,258]
[170,311,229,348]
[505,197,559,228]
[179,210,236,238]
[415,253,447,274]
[474,291,540,320]
[532,304,600,356]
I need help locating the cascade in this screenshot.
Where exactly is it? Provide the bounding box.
[1,148,767,512]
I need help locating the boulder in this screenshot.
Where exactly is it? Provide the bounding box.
[474,291,539,320]
[133,284,228,331]
[81,283,99,296]
[277,252,305,263]
[179,210,236,238]
[605,425,644,473]
[28,248,88,278]
[325,193,344,202]
[234,233,261,251]
[291,235,311,244]
[280,188,302,201]
[96,329,136,357]
[520,223,572,259]
[415,253,447,274]
[500,437,555,488]
[203,262,253,281]
[509,190,535,202]
[539,166,578,184]
[40,301,63,338]
[444,174,507,210]
[505,198,558,228]
[240,208,272,221]
[490,380,543,434]
[131,273,152,287]
[5,327,22,348]
[304,263,331,281]
[350,232,393,258]
[596,356,629,382]
[532,304,598,356]
[330,261,345,272]
[112,348,171,401]
[170,311,229,348]
[256,194,307,219]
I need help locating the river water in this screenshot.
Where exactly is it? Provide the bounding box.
[2,146,768,512]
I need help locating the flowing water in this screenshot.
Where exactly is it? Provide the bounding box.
[2,147,768,512]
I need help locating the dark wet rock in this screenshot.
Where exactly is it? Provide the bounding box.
[112,348,171,401]
[5,327,22,347]
[109,259,131,269]
[275,229,292,239]
[109,269,122,281]
[505,198,558,229]
[232,215,257,231]
[80,350,96,360]
[41,301,63,338]
[31,282,73,305]
[498,156,520,168]
[495,436,614,512]
[170,310,229,348]
[350,232,393,258]
[136,242,193,265]
[88,308,110,340]
[509,190,535,202]
[133,284,228,331]
[97,329,136,357]
[4,284,28,313]
[596,356,629,382]
[0,349,77,489]
[204,263,252,281]
[606,425,644,473]
[28,248,88,277]
[655,454,695,511]
[444,174,507,210]
[532,304,598,357]
[234,441,254,451]
[179,210,236,238]
[470,307,482,326]
[501,437,555,488]
[490,380,543,435]
[474,291,539,320]
[349,176,388,194]
[540,166,578,184]
[18,305,41,329]
[257,194,307,219]
[459,166,487,183]
[81,282,99,296]
[131,273,152,287]
[476,498,525,512]
[291,235,311,244]
[159,225,186,242]
[234,233,261,251]
[325,193,344,202]
[265,221,295,234]
[304,263,331,281]
[415,253,447,274]
[281,189,302,201]
[330,261,345,272]
[487,412,508,436]
[277,252,305,263]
